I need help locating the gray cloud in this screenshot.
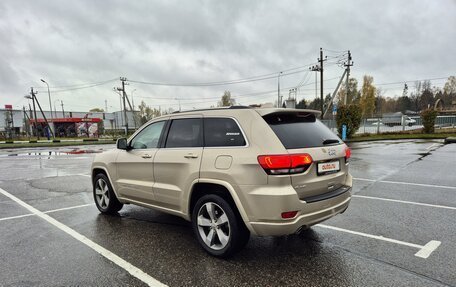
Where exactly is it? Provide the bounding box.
[0,0,455,111]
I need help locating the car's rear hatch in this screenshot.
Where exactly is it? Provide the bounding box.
[260,109,350,202]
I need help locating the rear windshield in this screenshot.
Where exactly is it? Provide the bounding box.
[263,112,342,149]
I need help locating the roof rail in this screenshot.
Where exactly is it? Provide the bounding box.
[172,105,251,114]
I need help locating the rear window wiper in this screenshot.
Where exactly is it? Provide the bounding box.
[322,139,340,145]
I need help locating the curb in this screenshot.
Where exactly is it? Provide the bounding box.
[444,137,456,144]
[0,138,116,145]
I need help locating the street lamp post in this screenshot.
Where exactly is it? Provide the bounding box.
[54,99,61,118]
[175,98,181,112]
[40,79,53,119]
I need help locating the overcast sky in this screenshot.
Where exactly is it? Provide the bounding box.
[1,0,455,112]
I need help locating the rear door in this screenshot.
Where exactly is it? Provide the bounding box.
[263,112,349,201]
[153,117,203,210]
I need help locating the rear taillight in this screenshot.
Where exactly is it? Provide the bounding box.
[257,154,313,175]
[345,147,351,163]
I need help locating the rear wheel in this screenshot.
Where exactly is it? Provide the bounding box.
[192,194,249,258]
[93,173,123,214]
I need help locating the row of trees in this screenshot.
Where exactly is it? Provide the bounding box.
[296,76,456,118]
[136,91,237,125]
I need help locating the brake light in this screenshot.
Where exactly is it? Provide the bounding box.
[258,154,313,175]
[345,147,351,162]
[281,211,298,219]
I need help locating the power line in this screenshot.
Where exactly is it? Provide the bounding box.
[35,78,117,93]
[126,60,331,87]
[128,68,314,87]
[40,78,119,89]
[375,77,449,86]
[132,77,342,103]
[321,48,348,54]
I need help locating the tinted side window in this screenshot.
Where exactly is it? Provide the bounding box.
[165,118,203,148]
[264,113,341,149]
[130,121,165,149]
[204,118,246,147]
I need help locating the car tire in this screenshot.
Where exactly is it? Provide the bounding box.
[192,194,250,258]
[93,173,123,214]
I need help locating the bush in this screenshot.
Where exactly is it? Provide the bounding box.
[421,109,438,133]
[336,104,362,139]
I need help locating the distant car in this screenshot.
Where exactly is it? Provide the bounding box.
[382,112,416,127]
[91,107,352,257]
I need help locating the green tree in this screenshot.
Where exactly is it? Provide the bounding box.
[97,120,105,136]
[419,89,434,110]
[138,101,161,125]
[218,91,236,107]
[89,108,104,112]
[338,78,360,104]
[396,96,412,113]
[421,109,438,133]
[296,99,307,109]
[307,98,322,110]
[336,104,362,138]
[359,75,376,118]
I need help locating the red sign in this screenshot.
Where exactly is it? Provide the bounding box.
[4,105,13,109]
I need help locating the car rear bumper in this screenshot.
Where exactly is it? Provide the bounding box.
[249,190,351,236]
[239,174,352,236]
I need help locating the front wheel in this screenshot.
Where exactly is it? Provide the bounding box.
[192,194,250,258]
[93,173,123,214]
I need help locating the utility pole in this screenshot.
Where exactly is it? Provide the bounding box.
[322,69,348,118]
[28,103,35,138]
[61,100,65,118]
[309,65,320,104]
[318,48,326,119]
[277,72,283,108]
[118,77,129,135]
[125,92,137,129]
[31,88,54,139]
[31,88,39,139]
[344,50,353,105]
[105,99,108,112]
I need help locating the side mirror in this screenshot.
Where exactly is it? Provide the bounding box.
[117,138,129,150]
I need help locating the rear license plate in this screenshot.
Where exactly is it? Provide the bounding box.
[317,160,340,175]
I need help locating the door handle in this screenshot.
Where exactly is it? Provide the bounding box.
[184,153,199,159]
[141,154,152,159]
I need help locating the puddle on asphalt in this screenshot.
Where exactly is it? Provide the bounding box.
[0,149,103,157]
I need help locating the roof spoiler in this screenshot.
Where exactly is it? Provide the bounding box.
[254,108,321,117]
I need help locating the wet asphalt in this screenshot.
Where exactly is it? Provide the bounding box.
[0,140,455,287]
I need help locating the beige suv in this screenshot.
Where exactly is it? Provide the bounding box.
[91,107,352,257]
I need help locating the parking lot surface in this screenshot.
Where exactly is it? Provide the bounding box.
[0,140,455,286]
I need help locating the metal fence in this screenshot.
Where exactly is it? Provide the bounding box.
[322,115,456,135]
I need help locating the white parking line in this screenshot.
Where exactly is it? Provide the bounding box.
[0,204,93,222]
[353,195,456,210]
[426,143,440,150]
[0,213,35,222]
[353,178,456,190]
[316,224,441,259]
[0,187,166,287]
[45,203,93,213]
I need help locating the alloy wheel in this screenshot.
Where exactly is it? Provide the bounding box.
[95,178,110,209]
[197,202,231,250]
